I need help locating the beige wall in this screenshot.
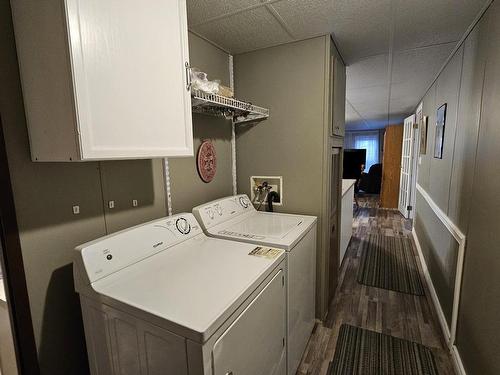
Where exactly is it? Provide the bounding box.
[0,3,232,372]
[414,2,500,373]
[234,36,334,317]
[168,33,233,213]
[234,37,327,216]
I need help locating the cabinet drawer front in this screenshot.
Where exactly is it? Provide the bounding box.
[65,0,193,159]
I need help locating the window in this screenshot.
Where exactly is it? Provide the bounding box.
[345,131,380,172]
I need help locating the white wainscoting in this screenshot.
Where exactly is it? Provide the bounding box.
[413,184,467,375]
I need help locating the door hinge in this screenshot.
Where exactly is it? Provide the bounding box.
[282,275,285,286]
[283,337,285,347]
[407,205,413,211]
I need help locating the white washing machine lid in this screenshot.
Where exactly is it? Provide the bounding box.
[209,212,316,250]
[92,234,284,343]
[192,195,317,250]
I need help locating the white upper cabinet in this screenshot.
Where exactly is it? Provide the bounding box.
[12,0,193,161]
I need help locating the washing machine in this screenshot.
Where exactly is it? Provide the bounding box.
[73,213,286,375]
[193,195,317,375]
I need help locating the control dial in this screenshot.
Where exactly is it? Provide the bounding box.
[175,217,191,234]
[239,196,249,208]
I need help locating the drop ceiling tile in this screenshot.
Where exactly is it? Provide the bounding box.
[187,0,267,26]
[391,44,456,84]
[270,0,336,38]
[393,0,485,50]
[347,86,389,107]
[390,94,419,115]
[346,101,362,123]
[330,0,392,63]
[191,6,293,54]
[347,54,389,90]
[271,0,392,63]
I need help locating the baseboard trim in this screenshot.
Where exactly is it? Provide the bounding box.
[411,227,451,343]
[451,345,467,375]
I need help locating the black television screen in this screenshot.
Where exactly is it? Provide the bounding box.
[343,149,366,179]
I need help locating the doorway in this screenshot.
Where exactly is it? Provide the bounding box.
[0,117,39,374]
[398,114,417,218]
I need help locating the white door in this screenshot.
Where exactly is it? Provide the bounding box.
[398,115,416,217]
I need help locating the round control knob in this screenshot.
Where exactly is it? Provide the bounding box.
[239,196,249,208]
[208,209,215,219]
[216,205,223,216]
[175,217,191,234]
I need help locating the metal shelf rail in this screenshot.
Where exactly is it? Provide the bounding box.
[191,90,269,124]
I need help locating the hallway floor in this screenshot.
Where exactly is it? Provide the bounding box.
[298,196,455,374]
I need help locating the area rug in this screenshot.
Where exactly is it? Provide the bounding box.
[357,234,425,295]
[329,324,439,375]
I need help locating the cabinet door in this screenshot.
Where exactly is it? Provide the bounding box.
[65,0,193,160]
[332,58,346,137]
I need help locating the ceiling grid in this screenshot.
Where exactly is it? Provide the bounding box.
[187,0,488,130]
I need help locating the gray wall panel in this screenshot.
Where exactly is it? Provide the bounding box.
[234,37,326,216]
[456,2,500,373]
[414,192,458,325]
[414,2,500,374]
[448,28,484,232]
[417,85,436,191]
[428,47,463,214]
[99,159,167,233]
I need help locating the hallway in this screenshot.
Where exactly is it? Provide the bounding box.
[298,196,455,374]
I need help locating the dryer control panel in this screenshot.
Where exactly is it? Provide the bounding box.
[75,213,202,283]
[193,194,255,230]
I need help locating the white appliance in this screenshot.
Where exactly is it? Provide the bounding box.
[192,195,317,375]
[73,213,286,375]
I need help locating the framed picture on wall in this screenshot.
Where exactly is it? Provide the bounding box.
[420,115,428,155]
[434,104,447,159]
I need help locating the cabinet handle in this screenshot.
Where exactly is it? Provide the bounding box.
[185,62,192,91]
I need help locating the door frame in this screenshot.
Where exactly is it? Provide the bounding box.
[398,114,416,218]
[409,103,424,219]
[0,117,40,374]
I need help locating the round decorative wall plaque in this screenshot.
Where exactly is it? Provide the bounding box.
[197,140,217,183]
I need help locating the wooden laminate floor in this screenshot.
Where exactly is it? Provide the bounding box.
[297,195,455,375]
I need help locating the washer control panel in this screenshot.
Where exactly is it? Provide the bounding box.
[77,213,202,283]
[192,194,255,230]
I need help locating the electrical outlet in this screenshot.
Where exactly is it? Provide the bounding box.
[72,205,80,215]
[108,200,115,209]
[132,199,138,207]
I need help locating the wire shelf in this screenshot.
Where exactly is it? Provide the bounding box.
[191,90,269,124]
